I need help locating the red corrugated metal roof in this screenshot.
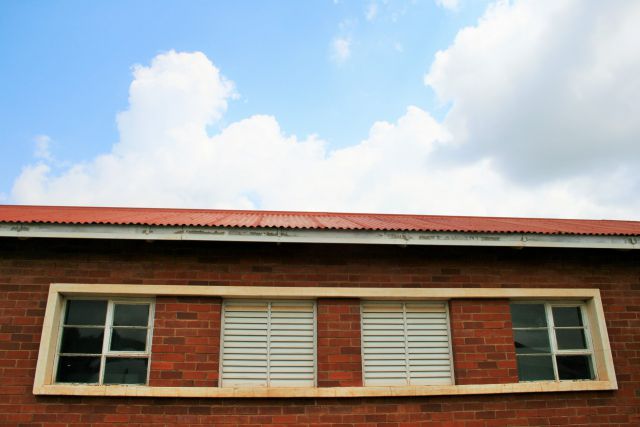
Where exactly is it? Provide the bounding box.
[0,204,639,236]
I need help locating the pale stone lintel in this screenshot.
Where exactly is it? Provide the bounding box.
[1,222,638,250]
[52,283,601,301]
[33,380,617,398]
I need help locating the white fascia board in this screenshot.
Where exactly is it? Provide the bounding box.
[0,222,638,250]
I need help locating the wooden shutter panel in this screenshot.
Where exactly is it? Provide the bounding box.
[268,301,315,386]
[221,300,315,387]
[221,301,269,386]
[361,301,453,386]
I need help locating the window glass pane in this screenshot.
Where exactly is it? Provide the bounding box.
[55,356,101,383]
[113,304,149,327]
[516,355,555,381]
[64,300,107,325]
[514,330,551,354]
[555,329,587,350]
[510,304,547,328]
[103,357,148,384]
[60,327,104,354]
[110,328,147,352]
[552,307,583,327]
[556,355,593,380]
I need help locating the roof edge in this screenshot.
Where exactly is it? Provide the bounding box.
[3,203,639,224]
[1,222,638,250]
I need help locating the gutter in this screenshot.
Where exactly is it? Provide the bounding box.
[0,222,638,250]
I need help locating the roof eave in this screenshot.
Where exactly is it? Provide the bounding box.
[1,222,638,250]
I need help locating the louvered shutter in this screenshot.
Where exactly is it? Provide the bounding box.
[221,301,269,386]
[361,301,453,386]
[221,300,315,387]
[268,301,315,386]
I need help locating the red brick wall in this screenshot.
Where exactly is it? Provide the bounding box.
[149,296,221,387]
[0,238,639,426]
[317,298,363,387]
[450,299,518,385]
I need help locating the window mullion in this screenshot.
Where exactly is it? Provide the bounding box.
[402,302,410,385]
[53,299,67,384]
[545,303,560,381]
[145,299,154,386]
[580,305,593,353]
[266,301,272,387]
[313,300,318,387]
[100,301,114,385]
[580,304,596,380]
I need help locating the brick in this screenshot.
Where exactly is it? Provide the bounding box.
[149,296,221,387]
[0,239,638,425]
[317,298,363,387]
[450,299,519,385]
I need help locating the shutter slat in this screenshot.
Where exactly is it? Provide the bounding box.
[224,318,268,323]
[269,379,315,386]
[368,328,448,335]
[223,358,267,368]
[363,350,406,355]
[222,345,268,351]
[364,352,450,360]
[365,372,409,379]
[223,367,268,373]
[269,355,314,361]
[409,377,452,385]
[270,360,314,366]
[222,374,268,380]
[270,348,314,354]
[410,372,452,378]
[364,365,408,372]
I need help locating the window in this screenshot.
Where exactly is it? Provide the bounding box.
[361,301,453,386]
[511,302,594,381]
[220,300,316,387]
[36,284,616,398]
[55,299,153,385]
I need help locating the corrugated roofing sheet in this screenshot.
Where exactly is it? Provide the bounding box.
[0,204,639,236]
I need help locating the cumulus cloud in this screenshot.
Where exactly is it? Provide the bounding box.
[426,0,640,186]
[11,0,640,220]
[11,63,452,211]
[331,37,352,63]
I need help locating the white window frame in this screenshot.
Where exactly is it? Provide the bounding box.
[54,297,155,385]
[219,299,317,388]
[512,301,595,382]
[34,284,617,398]
[360,301,454,386]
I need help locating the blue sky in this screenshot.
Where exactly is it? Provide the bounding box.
[2,1,640,219]
[1,1,484,191]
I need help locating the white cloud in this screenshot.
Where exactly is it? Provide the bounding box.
[34,134,53,161]
[435,0,459,11]
[366,2,378,21]
[331,37,352,63]
[425,0,640,186]
[11,0,640,221]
